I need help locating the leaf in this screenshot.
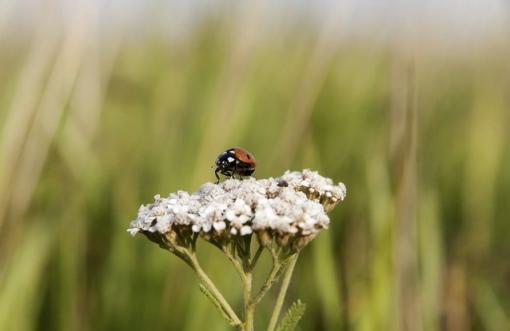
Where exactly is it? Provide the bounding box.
[276,300,306,331]
[199,284,239,326]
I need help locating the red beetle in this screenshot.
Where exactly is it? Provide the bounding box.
[215,147,256,183]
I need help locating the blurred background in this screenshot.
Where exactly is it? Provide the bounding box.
[1,1,510,330]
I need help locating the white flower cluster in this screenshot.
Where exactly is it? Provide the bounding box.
[128,170,346,239]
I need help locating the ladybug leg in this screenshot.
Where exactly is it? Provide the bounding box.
[214,167,220,184]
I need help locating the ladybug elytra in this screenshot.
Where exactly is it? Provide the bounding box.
[215,147,256,183]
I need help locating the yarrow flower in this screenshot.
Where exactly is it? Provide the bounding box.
[128,169,346,331]
[128,169,346,253]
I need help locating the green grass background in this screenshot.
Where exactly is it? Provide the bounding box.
[0,4,509,331]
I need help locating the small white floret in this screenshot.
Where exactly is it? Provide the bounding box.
[213,221,226,231]
[240,226,253,235]
[202,223,212,232]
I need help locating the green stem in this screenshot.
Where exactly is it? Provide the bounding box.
[187,252,242,326]
[266,254,299,331]
[252,248,281,306]
[250,244,264,269]
[223,246,247,282]
[243,271,254,331]
[252,263,281,306]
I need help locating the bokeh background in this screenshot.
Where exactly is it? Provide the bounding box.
[1,1,510,330]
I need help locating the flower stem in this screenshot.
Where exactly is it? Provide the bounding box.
[266,254,299,331]
[252,249,281,306]
[187,252,242,326]
[223,246,247,282]
[252,263,281,306]
[250,244,264,269]
[243,271,254,331]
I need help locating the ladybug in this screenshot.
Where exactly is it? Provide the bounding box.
[215,147,256,183]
